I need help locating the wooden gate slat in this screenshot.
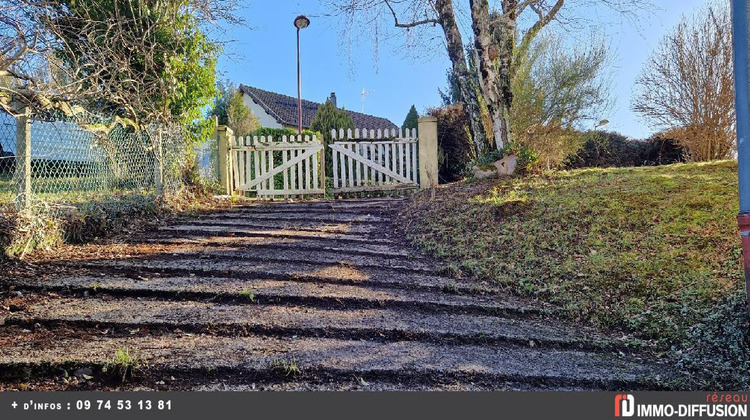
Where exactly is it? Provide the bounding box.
[259,146,266,193]
[382,143,387,183]
[239,145,322,189]
[397,142,404,180]
[347,144,354,187]
[297,150,305,190]
[282,149,289,194]
[355,143,362,186]
[333,148,339,189]
[247,147,252,187]
[387,143,394,184]
[338,146,345,188]
[290,149,297,191]
[267,150,274,193]
[329,143,413,184]
[232,137,241,193]
[391,144,401,180]
[378,144,385,184]
[312,147,319,190]
[244,140,251,194]
[405,140,411,183]
[253,145,260,193]
[411,141,418,184]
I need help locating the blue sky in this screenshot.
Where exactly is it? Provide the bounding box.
[216,0,710,139]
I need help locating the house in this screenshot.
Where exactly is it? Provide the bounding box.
[238,85,398,132]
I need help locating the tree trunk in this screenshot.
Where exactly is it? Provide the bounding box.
[496,104,511,150]
[435,0,488,156]
[470,0,516,151]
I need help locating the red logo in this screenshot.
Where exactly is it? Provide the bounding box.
[615,394,635,417]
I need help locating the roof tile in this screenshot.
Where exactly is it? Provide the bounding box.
[239,85,398,132]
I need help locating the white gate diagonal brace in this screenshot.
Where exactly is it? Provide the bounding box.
[238,145,322,190]
[330,143,413,185]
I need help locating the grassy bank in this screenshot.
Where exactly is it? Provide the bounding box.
[399,160,749,388]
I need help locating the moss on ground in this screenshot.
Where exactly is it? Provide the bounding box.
[400,160,749,388]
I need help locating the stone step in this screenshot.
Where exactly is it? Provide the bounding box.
[212,206,394,216]
[5,296,590,348]
[189,212,388,223]
[161,221,382,236]
[0,326,669,390]
[184,247,437,274]
[154,225,396,244]
[231,199,404,211]
[183,381,589,391]
[8,274,550,318]
[136,236,416,258]
[56,241,433,273]
[0,373,594,391]
[69,259,502,297]
[55,248,433,277]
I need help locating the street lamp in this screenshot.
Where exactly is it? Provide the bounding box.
[294,15,310,135]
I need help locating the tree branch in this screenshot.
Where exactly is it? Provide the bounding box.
[384,0,439,28]
[519,0,564,53]
[513,0,544,17]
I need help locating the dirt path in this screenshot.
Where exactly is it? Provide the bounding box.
[0,199,673,390]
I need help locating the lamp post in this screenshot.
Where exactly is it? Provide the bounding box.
[294,15,310,135]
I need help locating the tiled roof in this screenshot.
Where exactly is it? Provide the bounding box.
[238,85,398,131]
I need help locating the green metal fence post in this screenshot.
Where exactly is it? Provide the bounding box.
[15,107,31,211]
[154,129,163,198]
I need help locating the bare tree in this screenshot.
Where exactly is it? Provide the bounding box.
[632,1,735,161]
[0,1,68,116]
[0,1,38,83]
[512,33,610,170]
[0,0,239,126]
[327,0,650,156]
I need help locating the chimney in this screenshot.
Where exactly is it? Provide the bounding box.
[329,92,337,107]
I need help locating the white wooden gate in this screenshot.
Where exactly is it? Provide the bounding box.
[329,128,418,193]
[231,134,324,198]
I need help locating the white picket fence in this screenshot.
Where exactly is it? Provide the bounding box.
[230,135,324,197]
[329,128,419,193]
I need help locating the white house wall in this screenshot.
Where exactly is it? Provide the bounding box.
[242,94,283,129]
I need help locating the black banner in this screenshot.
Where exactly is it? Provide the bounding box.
[0,392,747,420]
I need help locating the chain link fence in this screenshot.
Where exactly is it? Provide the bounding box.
[195,133,220,185]
[0,109,191,220]
[0,114,15,210]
